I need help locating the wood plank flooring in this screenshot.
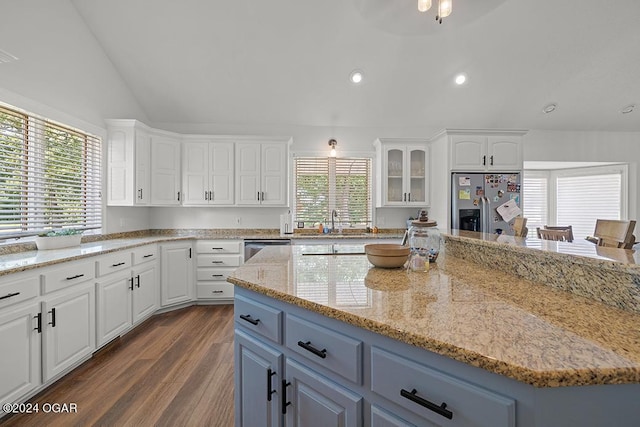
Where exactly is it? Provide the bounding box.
[1,305,235,427]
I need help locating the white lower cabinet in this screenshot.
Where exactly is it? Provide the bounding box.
[41,282,95,382]
[0,302,41,411]
[132,262,158,323]
[161,241,194,306]
[196,240,241,301]
[96,271,132,348]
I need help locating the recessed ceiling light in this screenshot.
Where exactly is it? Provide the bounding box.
[542,103,557,114]
[454,73,467,85]
[622,104,635,114]
[349,70,364,84]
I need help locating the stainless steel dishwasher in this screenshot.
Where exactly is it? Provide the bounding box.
[243,239,291,261]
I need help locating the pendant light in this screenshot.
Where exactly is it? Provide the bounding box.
[436,0,452,23]
[417,0,432,13]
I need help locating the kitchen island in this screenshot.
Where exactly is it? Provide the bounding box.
[228,237,640,426]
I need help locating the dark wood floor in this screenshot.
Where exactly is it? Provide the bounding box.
[1,305,235,427]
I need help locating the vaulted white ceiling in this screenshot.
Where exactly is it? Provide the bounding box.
[70,0,640,131]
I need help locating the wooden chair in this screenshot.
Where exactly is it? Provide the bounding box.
[587,219,636,249]
[513,217,528,237]
[536,226,574,242]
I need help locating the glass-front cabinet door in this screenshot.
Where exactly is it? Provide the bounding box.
[382,145,428,206]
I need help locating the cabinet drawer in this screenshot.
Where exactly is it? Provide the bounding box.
[96,252,132,277]
[197,254,241,268]
[196,282,234,299]
[0,272,39,309]
[132,245,157,265]
[286,314,362,384]
[42,260,95,294]
[371,347,515,427]
[234,294,282,344]
[196,268,236,282]
[196,240,241,254]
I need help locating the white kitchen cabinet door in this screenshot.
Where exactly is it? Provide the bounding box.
[450,135,487,171]
[378,141,429,207]
[151,135,182,205]
[236,143,262,205]
[132,263,158,324]
[134,129,151,205]
[96,271,133,348]
[209,142,235,205]
[260,143,287,205]
[487,137,522,171]
[182,141,209,205]
[0,302,41,409]
[42,282,95,382]
[160,242,194,307]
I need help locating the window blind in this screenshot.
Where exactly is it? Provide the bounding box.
[295,157,372,227]
[556,172,621,240]
[0,104,102,238]
[522,172,548,238]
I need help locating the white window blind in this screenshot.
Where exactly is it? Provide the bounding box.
[295,157,372,227]
[0,104,102,238]
[522,172,548,238]
[556,172,622,240]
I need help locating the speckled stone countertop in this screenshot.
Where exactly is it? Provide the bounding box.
[227,244,640,388]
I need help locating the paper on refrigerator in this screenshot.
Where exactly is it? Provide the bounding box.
[496,199,522,223]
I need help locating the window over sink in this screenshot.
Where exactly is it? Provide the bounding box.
[0,102,102,239]
[294,157,372,230]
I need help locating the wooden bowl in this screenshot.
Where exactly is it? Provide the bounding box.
[364,244,410,268]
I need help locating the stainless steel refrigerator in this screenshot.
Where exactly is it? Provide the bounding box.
[451,173,522,235]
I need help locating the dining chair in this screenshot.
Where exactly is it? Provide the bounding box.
[513,217,528,237]
[589,219,636,249]
[536,225,573,242]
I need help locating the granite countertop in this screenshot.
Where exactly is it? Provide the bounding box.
[227,244,640,388]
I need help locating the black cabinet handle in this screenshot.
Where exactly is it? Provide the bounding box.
[211,290,224,294]
[66,274,84,280]
[209,191,213,201]
[408,193,411,202]
[0,292,20,300]
[267,369,277,402]
[482,155,486,165]
[400,388,453,420]
[239,314,260,325]
[129,277,134,290]
[135,275,141,288]
[111,262,125,267]
[281,380,291,414]
[490,155,494,166]
[211,261,224,264]
[34,313,42,333]
[257,191,260,201]
[143,254,154,258]
[297,341,327,359]
[211,247,224,250]
[212,274,224,277]
[48,308,56,328]
[189,248,192,258]
[177,191,181,201]
[204,190,209,201]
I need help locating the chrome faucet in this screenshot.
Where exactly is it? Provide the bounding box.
[331,209,338,233]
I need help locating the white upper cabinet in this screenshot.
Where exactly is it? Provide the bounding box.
[450,132,524,171]
[236,142,288,206]
[106,120,151,206]
[375,139,429,207]
[150,135,182,205]
[182,140,234,205]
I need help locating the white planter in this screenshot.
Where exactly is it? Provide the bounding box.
[35,234,82,250]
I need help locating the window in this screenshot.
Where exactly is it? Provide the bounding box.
[522,171,548,238]
[0,104,101,239]
[555,166,625,240]
[294,157,372,228]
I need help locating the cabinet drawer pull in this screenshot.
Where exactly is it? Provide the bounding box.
[0,291,20,300]
[211,247,224,250]
[211,290,224,294]
[212,274,224,277]
[297,340,327,359]
[143,254,154,258]
[211,261,224,264]
[267,368,277,402]
[111,262,126,267]
[66,274,84,280]
[400,388,453,420]
[281,380,291,414]
[48,308,56,328]
[239,314,260,325]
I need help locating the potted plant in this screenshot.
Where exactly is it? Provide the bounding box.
[35,229,83,250]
